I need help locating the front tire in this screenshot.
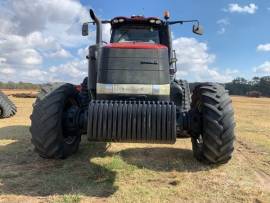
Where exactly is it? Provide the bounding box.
[30,83,81,159]
[190,83,235,164]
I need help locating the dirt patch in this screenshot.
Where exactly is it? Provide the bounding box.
[237,140,270,193]
[255,170,270,192]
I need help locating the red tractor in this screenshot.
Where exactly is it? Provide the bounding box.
[30,10,235,164]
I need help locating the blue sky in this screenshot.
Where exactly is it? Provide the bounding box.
[87,0,270,79]
[0,0,270,83]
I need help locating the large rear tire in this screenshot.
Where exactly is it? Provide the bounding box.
[35,83,65,104]
[190,83,235,164]
[30,83,81,159]
[0,90,17,118]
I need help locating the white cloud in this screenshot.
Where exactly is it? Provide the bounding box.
[45,48,72,58]
[77,47,88,58]
[227,3,258,14]
[1,48,43,66]
[23,52,43,65]
[103,24,112,43]
[48,60,88,83]
[22,69,48,79]
[0,66,49,83]
[257,43,270,52]
[173,37,238,83]
[0,0,93,83]
[4,0,89,36]
[0,67,15,75]
[254,61,270,74]
[217,18,230,25]
[0,57,7,63]
[217,18,230,35]
[217,27,226,35]
[0,0,114,83]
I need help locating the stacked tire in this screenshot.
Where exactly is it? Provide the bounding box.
[0,90,17,119]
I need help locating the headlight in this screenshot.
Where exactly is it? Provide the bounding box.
[155,20,162,24]
[118,18,125,23]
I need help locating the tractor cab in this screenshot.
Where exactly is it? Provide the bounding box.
[109,16,174,64]
[110,16,164,44]
[82,10,203,101]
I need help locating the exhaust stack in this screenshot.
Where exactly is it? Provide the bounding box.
[90,9,102,45]
[88,9,103,99]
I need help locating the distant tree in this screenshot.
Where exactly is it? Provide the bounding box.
[252,76,260,85]
[0,81,40,89]
[226,76,270,97]
[259,77,270,96]
[232,77,248,84]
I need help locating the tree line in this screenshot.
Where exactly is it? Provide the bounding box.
[0,81,40,89]
[0,76,269,97]
[225,76,270,97]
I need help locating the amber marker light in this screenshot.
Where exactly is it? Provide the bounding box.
[164,10,170,20]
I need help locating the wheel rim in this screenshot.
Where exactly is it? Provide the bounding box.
[195,134,203,148]
[191,98,204,151]
[64,134,77,145]
[62,97,80,145]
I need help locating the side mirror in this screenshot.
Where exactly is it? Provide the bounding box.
[82,23,89,36]
[193,24,204,35]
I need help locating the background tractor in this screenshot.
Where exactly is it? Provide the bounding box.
[30,10,235,164]
[0,90,17,119]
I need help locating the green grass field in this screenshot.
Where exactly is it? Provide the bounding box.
[0,92,269,203]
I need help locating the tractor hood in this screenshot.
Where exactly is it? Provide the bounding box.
[97,42,170,86]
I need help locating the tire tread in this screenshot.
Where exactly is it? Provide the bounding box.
[191,83,235,164]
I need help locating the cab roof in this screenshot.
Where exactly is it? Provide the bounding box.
[111,16,164,27]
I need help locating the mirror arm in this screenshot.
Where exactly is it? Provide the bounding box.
[87,20,111,25]
[102,20,111,24]
[168,20,183,25]
[168,20,200,26]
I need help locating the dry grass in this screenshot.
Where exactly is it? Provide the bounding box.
[1,89,38,96]
[0,91,269,203]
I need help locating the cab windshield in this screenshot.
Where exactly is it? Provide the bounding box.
[111,26,160,44]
